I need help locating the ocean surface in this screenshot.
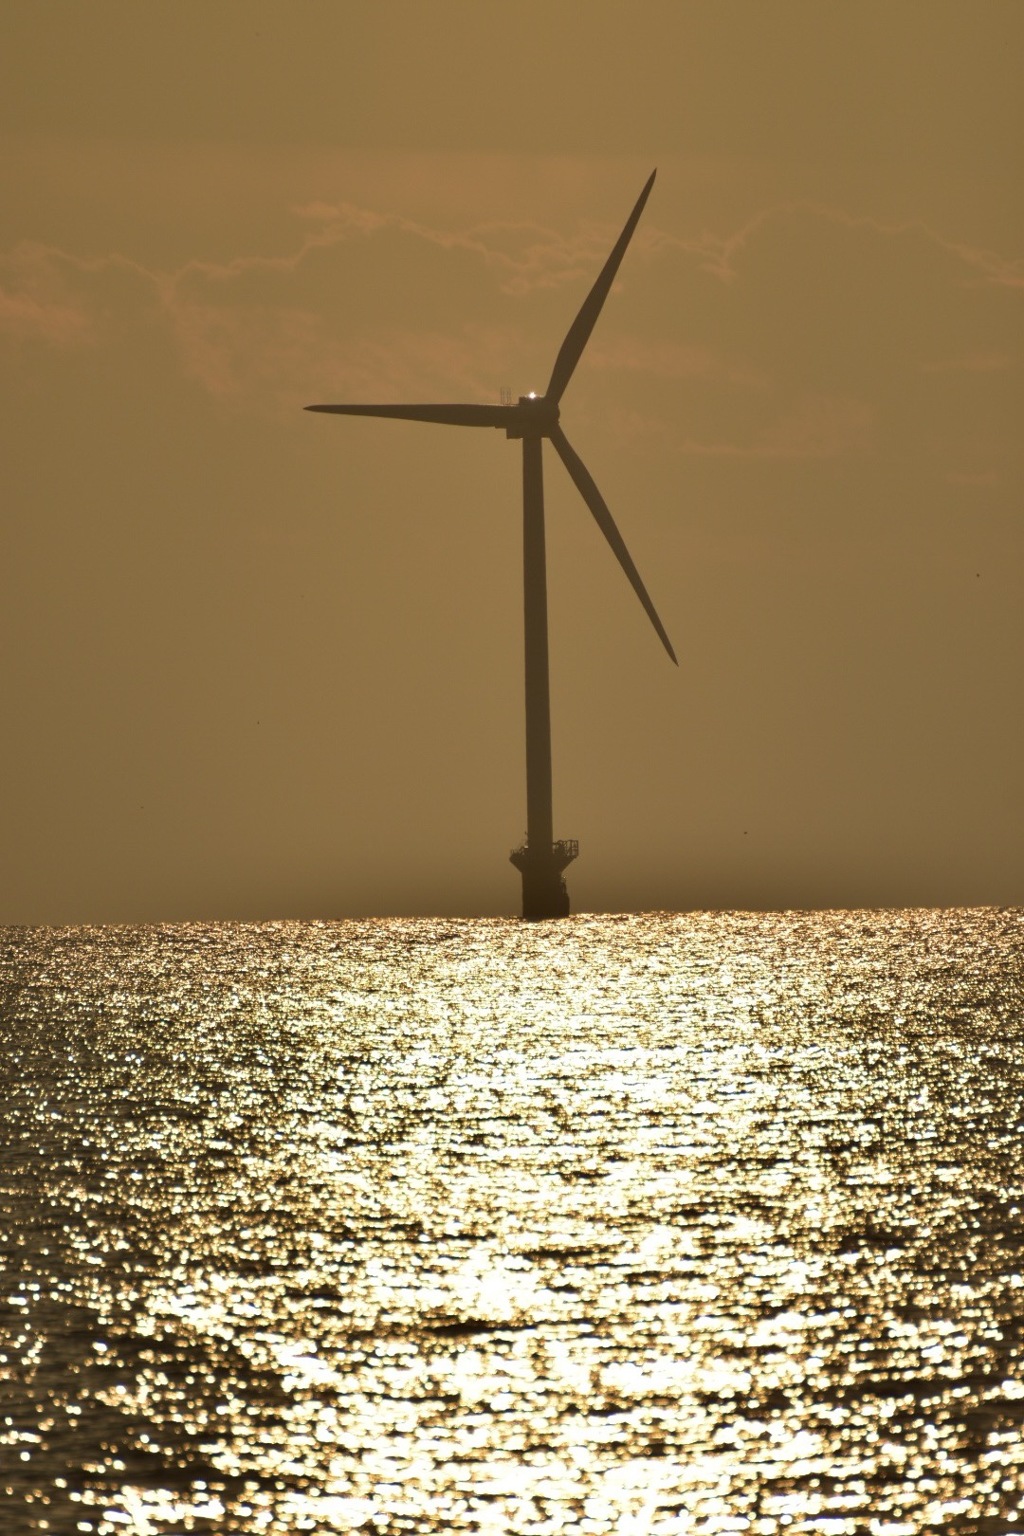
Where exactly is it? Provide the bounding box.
[2,909,1023,1535]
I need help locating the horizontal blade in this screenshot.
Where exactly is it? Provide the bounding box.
[545,169,656,406]
[551,425,677,665]
[305,402,509,428]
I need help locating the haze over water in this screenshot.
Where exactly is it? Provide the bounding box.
[2,909,1023,1533]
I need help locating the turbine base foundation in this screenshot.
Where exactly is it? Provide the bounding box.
[510,839,579,920]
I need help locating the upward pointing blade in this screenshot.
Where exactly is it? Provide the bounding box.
[305,403,509,428]
[545,169,657,406]
[551,425,677,665]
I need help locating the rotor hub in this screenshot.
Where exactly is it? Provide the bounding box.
[505,392,559,440]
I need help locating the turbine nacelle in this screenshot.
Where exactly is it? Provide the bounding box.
[504,393,559,440]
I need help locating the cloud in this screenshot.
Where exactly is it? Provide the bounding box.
[613,393,875,461]
[922,351,1015,374]
[165,300,518,409]
[657,201,1024,292]
[0,283,90,344]
[0,244,94,345]
[289,199,654,299]
[140,199,645,407]
[945,468,1001,488]
[0,191,1019,483]
[752,393,876,459]
[586,336,766,389]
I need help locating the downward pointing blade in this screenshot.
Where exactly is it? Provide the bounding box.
[305,402,509,427]
[551,425,677,665]
[545,170,657,406]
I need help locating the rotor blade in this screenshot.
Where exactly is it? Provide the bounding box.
[551,425,677,665]
[305,403,509,427]
[545,169,656,406]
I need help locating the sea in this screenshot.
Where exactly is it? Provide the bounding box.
[2,909,1023,1535]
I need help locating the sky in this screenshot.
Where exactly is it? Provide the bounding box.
[2,1,1022,923]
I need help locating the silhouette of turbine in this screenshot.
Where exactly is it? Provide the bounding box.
[307,170,675,920]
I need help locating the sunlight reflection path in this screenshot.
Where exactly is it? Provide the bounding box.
[2,911,1024,1531]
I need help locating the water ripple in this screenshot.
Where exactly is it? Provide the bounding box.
[2,910,1023,1532]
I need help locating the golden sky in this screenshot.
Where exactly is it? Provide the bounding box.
[2,1,1022,921]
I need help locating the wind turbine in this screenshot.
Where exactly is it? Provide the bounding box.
[307,170,675,919]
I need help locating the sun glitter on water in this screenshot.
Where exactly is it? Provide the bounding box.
[2,910,1024,1532]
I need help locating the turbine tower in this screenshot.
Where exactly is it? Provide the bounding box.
[307,170,675,920]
